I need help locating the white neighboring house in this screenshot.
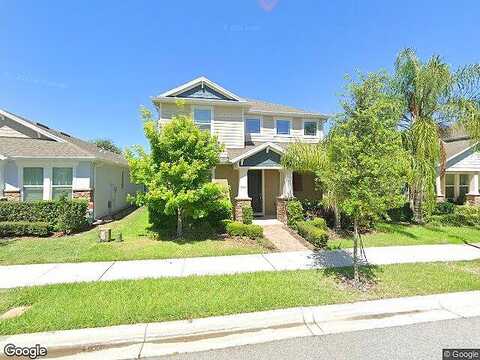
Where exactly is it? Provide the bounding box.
[0,109,141,219]
[153,76,329,222]
[437,129,480,205]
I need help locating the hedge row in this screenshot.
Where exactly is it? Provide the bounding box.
[0,198,88,234]
[296,218,329,248]
[428,205,480,227]
[0,221,50,237]
[226,221,263,239]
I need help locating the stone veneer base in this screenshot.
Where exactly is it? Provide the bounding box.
[234,198,252,222]
[276,196,294,224]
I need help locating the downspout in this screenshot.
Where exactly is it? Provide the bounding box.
[92,162,97,219]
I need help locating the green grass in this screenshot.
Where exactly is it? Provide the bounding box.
[0,260,479,335]
[328,222,480,249]
[0,208,267,265]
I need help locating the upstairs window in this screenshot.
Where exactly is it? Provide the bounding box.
[245,118,261,135]
[193,107,212,132]
[23,167,44,201]
[276,119,291,135]
[52,167,73,200]
[304,120,317,136]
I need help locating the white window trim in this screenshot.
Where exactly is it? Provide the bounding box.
[20,165,76,201]
[192,105,214,133]
[245,116,263,135]
[275,118,292,137]
[303,119,319,137]
[52,167,74,200]
[21,167,44,201]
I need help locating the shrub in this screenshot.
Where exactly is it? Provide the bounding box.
[0,221,50,237]
[300,199,324,219]
[309,217,327,230]
[225,221,263,239]
[0,199,88,233]
[433,201,455,215]
[287,200,304,229]
[242,206,253,225]
[428,205,480,227]
[296,220,329,248]
[386,202,413,222]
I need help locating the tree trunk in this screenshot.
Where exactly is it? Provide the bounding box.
[353,218,360,284]
[412,188,424,224]
[176,208,183,238]
[334,204,341,230]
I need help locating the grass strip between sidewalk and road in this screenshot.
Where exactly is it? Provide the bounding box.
[1,259,479,335]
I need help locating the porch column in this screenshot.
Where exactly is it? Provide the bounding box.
[280,169,294,199]
[234,167,251,222]
[277,169,294,224]
[466,173,480,205]
[436,175,444,202]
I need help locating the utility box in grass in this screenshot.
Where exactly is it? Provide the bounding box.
[99,228,111,242]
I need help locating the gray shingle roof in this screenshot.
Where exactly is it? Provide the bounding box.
[0,109,127,165]
[444,138,474,160]
[246,99,325,117]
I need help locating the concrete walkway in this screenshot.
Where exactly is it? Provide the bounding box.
[1,243,479,289]
[1,291,479,359]
[254,218,309,251]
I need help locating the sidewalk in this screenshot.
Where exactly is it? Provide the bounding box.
[1,291,479,359]
[1,243,479,289]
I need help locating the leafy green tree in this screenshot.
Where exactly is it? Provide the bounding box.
[329,73,409,283]
[392,49,480,223]
[90,138,122,154]
[126,107,226,238]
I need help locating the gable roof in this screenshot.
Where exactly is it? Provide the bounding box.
[0,109,127,165]
[153,77,329,119]
[158,76,245,102]
[228,142,285,164]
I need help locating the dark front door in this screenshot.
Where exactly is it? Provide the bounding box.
[248,170,263,214]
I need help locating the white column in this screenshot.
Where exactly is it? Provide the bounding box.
[43,166,52,200]
[0,161,5,197]
[468,173,479,195]
[436,175,443,196]
[454,174,460,199]
[281,169,294,199]
[236,167,250,199]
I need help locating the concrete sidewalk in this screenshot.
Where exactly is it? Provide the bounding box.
[1,291,479,359]
[1,243,480,289]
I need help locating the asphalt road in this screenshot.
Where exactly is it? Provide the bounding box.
[159,317,480,360]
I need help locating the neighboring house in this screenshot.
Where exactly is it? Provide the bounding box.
[437,128,480,205]
[153,76,328,222]
[0,109,140,219]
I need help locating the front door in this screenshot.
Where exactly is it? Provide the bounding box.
[248,170,263,214]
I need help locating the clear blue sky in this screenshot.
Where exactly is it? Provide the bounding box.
[1,0,478,148]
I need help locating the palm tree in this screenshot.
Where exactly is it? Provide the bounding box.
[282,141,342,230]
[393,49,480,223]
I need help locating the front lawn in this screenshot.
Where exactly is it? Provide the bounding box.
[328,222,480,249]
[0,208,269,265]
[0,260,479,335]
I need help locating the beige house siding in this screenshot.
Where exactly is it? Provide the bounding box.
[214,164,238,200]
[293,171,322,200]
[264,169,280,215]
[214,106,244,148]
[0,116,50,139]
[159,103,244,148]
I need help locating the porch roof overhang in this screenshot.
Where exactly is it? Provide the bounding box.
[229,142,284,168]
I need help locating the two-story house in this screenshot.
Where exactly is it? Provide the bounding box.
[153,77,328,222]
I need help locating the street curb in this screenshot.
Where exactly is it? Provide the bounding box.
[1,291,480,359]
